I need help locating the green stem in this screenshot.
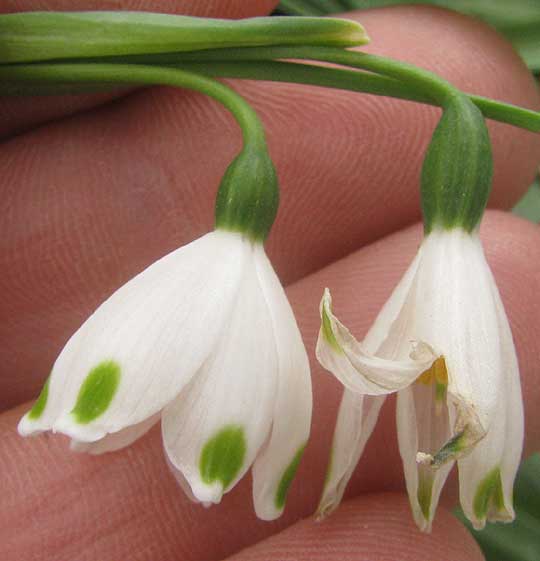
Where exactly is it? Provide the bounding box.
[168,60,540,132]
[2,57,538,132]
[170,45,540,129]
[172,45,458,104]
[80,45,538,130]
[0,61,279,240]
[0,63,267,150]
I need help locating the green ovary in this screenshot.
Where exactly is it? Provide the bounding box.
[473,466,505,520]
[28,376,50,420]
[275,444,306,510]
[71,360,121,424]
[199,425,246,490]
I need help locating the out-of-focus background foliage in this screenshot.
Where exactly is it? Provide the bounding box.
[276,0,540,225]
[275,2,540,559]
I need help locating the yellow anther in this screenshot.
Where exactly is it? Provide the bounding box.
[417,357,448,386]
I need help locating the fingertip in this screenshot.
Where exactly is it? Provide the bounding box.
[225,493,484,561]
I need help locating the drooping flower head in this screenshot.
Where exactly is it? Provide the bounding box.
[316,96,524,531]
[19,90,312,520]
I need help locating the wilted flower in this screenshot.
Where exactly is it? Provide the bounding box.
[317,227,523,531]
[19,229,312,520]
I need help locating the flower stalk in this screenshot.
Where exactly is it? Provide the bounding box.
[1,42,540,131]
[0,62,279,240]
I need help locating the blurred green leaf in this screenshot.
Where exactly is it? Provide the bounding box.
[455,453,540,561]
[277,0,540,70]
[513,179,540,223]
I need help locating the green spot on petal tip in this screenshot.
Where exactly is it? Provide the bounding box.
[199,425,246,490]
[28,376,50,420]
[322,302,342,354]
[417,472,433,522]
[71,360,121,424]
[473,466,505,521]
[435,381,447,402]
[275,444,306,510]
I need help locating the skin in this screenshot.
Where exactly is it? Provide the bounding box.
[1,1,539,560]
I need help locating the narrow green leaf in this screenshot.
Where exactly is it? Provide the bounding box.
[0,12,368,64]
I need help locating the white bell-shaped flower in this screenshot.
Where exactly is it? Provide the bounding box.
[19,229,312,520]
[316,228,523,531]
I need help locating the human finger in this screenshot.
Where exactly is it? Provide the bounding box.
[224,494,484,561]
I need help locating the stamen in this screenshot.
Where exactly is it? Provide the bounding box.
[416,357,448,414]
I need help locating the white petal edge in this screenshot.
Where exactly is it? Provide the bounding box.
[317,245,426,516]
[70,413,161,454]
[457,267,523,529]
[19,230,250,442]
[317,390,385,518]
[413,230,504,452]
[397,383,454,532]
[251,246,312,520]
[316,288,437,396]
[162,248,278,505]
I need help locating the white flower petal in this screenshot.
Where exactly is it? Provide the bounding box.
[411,231,504,461]
[317,249,424,516]
[19,231,250,443]
[457,276,523,529]
[316,288,437,396]
[397,360,454,532]
[317,390,385,518]
[164,456,200,505]
[318,227,522,531]
[70,413,160,455]
[251,247,312,521]
[490,274,524,521]
[162,252,278,505]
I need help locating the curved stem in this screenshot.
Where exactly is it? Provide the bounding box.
[93,45,540,130]
[2,52,539,132]
[167,45,460,104]
[167,60,540,132]
[0,63,267,150]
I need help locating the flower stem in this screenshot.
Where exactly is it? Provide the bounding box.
[0,62,281,239]
[168,60,540,133]
[171,46,495,231]
[165,45,462,107]
[0,62,267,150]
[2,45,539,132]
